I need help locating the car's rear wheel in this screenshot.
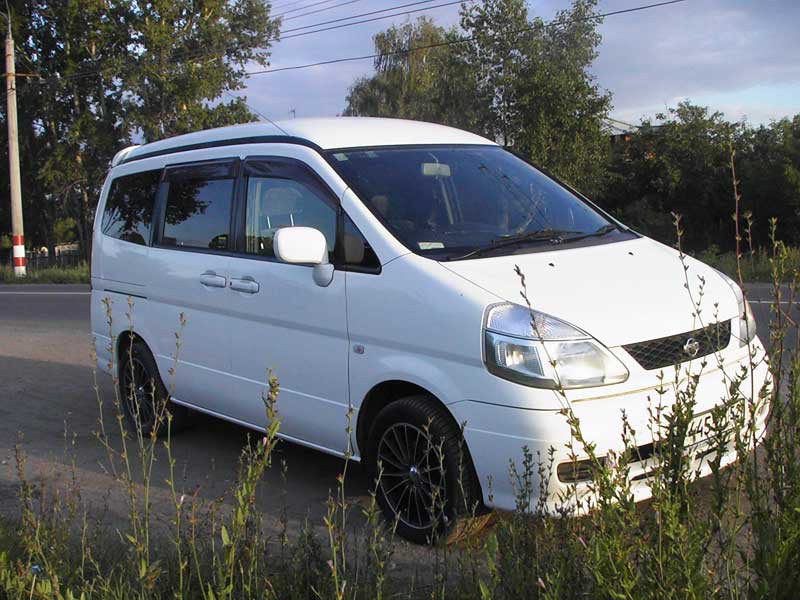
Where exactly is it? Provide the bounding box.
[365,394,480,544]
[119,339,188,437]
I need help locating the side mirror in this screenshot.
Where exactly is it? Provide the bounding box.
[273,227,334,287]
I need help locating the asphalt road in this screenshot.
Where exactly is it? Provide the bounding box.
[0,282,795,544]
[0,283,372,542]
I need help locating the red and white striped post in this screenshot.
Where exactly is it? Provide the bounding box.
[12,234,25,275]
[6,29,25,277]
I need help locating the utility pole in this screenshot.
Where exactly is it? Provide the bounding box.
[5,26,25,277]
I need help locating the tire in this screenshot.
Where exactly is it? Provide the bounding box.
[118,339,189,437]
[364,394,481,544]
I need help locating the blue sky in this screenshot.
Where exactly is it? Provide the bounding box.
[239,0,800,126]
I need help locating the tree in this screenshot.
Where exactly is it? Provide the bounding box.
[344,0,611,197]
[599,102,743,250]
[345,19,464,122]
[737,116,800,245]
[121,0,278,141]
[345,18,480,132]
[507,0,611,195]
[1,0,279,258]
[53,217,78,244]
[458,0,531,147]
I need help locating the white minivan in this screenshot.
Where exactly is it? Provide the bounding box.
[92,117,770,543]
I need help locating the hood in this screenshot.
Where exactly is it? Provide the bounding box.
[440,237,739,347]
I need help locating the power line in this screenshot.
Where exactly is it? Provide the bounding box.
[280,0,368,21]
[274,0,350,18]
[246,0,688,76]
[281,0,465,40]
[27,0,460,86]
[271,0,319,11]
[283,0,445,32]
[26,0,686,88]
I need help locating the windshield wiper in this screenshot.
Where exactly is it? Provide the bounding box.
[559,223,621,243]
[446,228,581,261]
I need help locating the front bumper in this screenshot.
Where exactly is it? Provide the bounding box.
[451,338,772,513]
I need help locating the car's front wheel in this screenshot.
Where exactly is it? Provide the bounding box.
[365,394,480,544]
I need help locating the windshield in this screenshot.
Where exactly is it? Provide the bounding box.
[329,145,634,260]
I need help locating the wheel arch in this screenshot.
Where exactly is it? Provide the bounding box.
[356,379,486,517]
[355,380,478,475]
[116,330,155,379]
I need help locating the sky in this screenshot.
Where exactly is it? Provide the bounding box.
[239,0,800,127]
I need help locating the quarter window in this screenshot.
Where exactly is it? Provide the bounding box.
[342,214,380,270]
[245,176,336,259]
[161,162,235,250]
[102,170,161,245]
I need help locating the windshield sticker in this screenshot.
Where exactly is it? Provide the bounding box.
[419,241,445,250]
[332,153,348,161]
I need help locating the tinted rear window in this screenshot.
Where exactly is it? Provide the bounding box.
[161,162,236,250]
[101,170,161,245]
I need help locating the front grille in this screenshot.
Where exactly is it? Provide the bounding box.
[623,320,731,371]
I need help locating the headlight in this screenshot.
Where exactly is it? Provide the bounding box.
[714,270,757,346]
[484,304,629,389]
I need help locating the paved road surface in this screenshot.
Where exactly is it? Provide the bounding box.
[0,283,371,541]
[0,282,795,542]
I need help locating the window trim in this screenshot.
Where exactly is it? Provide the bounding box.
[151,158,240,255]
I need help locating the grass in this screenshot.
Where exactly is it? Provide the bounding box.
[0,263,89,284]
[695,245,800,282]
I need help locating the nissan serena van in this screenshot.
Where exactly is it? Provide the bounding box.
[91,117,771,543]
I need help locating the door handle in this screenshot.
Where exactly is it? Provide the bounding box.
[230,277,260,294]
[200,271,227,288]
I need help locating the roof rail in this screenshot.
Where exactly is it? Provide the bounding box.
[110,145,141,167]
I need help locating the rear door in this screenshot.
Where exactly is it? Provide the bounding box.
[224,157,351,453]
[146,159,237,414]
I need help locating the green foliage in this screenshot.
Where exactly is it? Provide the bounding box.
[0,0,279,256]
[120,0,278,142]
[53,218,78,244]
[599,103,800,251]
[462,0,611,196]
[737,115,800,247]
[344,0,611,196]
[345,19,456,122]
[695,244,800,282]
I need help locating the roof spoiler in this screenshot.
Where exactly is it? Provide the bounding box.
[111,145,140,167]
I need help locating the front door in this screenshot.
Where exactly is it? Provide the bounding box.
[225,157,351,454]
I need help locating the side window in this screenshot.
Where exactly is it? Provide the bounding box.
[342,214,380,270]
[161,162,235,250]
[101,170,161,245]
[245,176,336,259]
